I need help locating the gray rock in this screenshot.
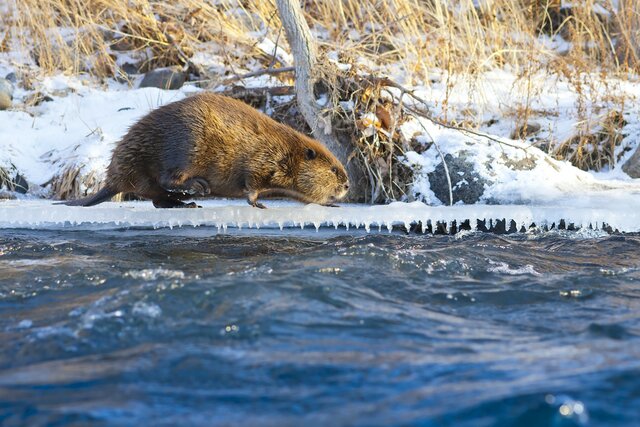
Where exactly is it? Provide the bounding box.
[139,67,187,90]
[622,146,640,178]
[0,78,14,110]
[121,62,143,75]
[5,72,17,83]
[428,152,489,205]
[12,173,29,194]
[0,172,28,194]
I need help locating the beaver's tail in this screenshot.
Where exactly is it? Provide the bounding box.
[56,187,118,207]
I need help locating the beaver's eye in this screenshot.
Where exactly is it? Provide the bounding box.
[305,148,317,160]
[331,166,338,174]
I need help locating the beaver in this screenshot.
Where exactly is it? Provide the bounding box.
[63,93,350,209]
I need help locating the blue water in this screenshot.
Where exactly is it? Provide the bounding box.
[1,228,639,426]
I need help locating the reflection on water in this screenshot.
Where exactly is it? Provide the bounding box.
[1,229,639,426]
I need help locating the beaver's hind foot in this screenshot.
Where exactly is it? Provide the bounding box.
[152,199,202,209]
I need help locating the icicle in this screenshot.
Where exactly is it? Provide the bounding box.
[314,221,320,231]
[386,221,393,233]
[364,221,370,233]
[404,221,411,232]
[278,221,284,231]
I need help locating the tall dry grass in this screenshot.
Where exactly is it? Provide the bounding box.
[3,0,638,80]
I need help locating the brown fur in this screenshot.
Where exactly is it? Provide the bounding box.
[65,93,349,208]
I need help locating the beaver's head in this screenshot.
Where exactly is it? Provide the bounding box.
[293,139,350,205]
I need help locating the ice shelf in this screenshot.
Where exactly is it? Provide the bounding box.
[0,196,639,233]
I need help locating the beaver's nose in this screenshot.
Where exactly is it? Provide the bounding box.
[344,183,350,191]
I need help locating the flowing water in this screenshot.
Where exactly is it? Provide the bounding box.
[0,228,639,426]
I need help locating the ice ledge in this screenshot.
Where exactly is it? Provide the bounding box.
[0,198,638,233]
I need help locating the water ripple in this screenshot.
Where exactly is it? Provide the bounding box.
[0,230,639,425]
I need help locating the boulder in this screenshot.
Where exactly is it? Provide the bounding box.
[0,78,14,110]
[622,146,640,178]
[139,67,187,90]
[0,172,28,194]
[427,152,489,205]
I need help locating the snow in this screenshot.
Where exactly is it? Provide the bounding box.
[399,116,640,205]
[1,82,194,186]
[1,196,639,232]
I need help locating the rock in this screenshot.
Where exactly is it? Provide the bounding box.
[139,67,187,90]
[428,152,489,205]
[622,146,640,178]
[0,172,28,194]
[0,78,14,110]
[121,62,144,75]
[0,93,10,110]
[24,92,54,106]
[5,72,17,83]
[12,173,29,194]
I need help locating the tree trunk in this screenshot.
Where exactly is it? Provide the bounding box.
[275,0,361,198]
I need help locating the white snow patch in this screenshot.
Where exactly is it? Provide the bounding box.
[1,80,195,186]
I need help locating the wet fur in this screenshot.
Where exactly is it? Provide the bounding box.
[64,94,349,208]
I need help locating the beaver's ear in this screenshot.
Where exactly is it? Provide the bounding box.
[305,148,317,160]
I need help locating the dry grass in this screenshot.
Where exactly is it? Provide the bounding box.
[3,0,639,200]
[4,1,638,81]
[49,165,103,200]
[554,110,627,171]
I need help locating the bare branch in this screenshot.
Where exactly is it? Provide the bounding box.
[223,66,295,84]
[275,0,350,163]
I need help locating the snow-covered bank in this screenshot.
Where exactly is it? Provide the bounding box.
[0,77,197,188]
[1,72,639,207]
[1,195,639,232]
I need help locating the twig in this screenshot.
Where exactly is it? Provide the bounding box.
[366,76,431,114]
[164,31,207,78]
[269,28,284,69]
[371,74,529,153]
[221,85,294,99]
[223,66,295,84]
[403,104,529,153]
[414,118,454,206]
